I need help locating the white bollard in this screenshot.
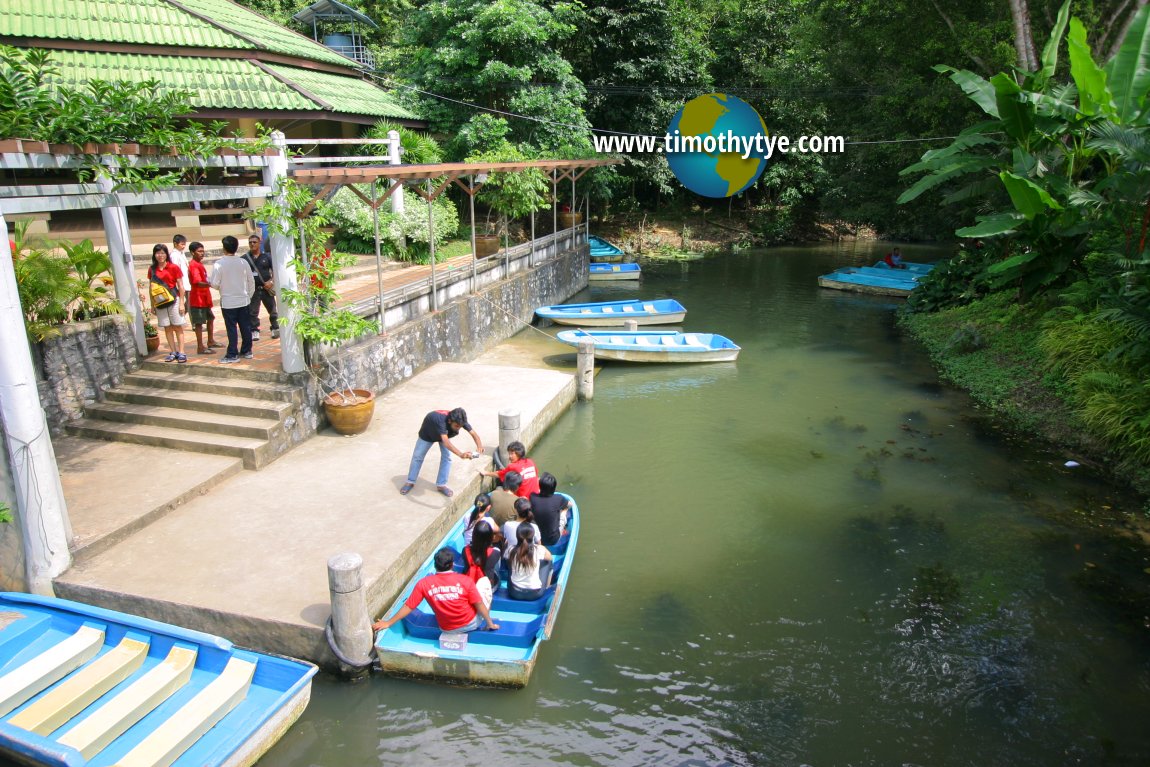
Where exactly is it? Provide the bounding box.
[624,320,639,332]
[327,553,373,680]
[498,410,522,467]
[577,339,595,401]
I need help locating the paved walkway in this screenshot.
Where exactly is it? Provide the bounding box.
[54,361,577,664]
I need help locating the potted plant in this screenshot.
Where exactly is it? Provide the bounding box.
[144,318,159,353]
[253,181,380,435]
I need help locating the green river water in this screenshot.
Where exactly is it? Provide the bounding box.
[264,243,1150,767]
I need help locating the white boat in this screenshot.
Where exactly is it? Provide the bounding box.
[555,330,740,363]
[535,299,686,326]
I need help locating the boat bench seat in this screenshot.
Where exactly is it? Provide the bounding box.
[491,586,556,613]
[402,612,544,648]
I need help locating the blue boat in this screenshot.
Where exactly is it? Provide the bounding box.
[589,262,640,281]
[0,592,316,767]
[817,267,921,297]
[535,298,686,327]
[589,235,625,262]
[555,330,741,362]
[374,496,579,688]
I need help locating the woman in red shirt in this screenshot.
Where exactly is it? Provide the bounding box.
[148,243,187,363]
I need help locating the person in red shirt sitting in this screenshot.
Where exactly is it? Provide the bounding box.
[481,440,540,498]
[372,548,500,634]
[883,247,905,269]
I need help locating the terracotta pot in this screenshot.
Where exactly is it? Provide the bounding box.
[323,389,375,436]
[559,211,583,229]
[119,143,139,155]
[20,140,48,154]
[49,143,78,155]
[473,234,500,258]
[146,335,160,353]
[0,139,23,153]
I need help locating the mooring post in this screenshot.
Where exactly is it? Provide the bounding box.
[327,552,373,680]
[624,320,639,332]
[498,410,521,467]
[577,339,595,401]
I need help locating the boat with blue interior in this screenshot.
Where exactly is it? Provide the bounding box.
[588,235,625,262]
[535,298,686,327]
[555,329,741,362]
[589,262,641,281]
[374,496,579,688]
[0,592,316,767]
[817,267,922,297]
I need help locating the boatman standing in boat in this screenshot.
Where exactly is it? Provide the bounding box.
[401,408,484,498]
[372,547,500,633]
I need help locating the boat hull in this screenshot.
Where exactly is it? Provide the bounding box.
[556,330,741,363]
[817,274,913,297]
[588,254,625,263]
[588,267,640,281]
[536,299,686,327]
[374,497,579,688]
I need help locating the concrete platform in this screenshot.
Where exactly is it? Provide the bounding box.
[54,361,576,666]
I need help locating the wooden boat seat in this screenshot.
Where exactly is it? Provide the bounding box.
[491,586,556,613]
[660,335,679,346]
[609,337,625,345]
[601,307,615,313]
[682,335,707,347]
[635,336,656,346]
[0,623,105,718]
[621,305,635,312]
[643,304,656,312]
[402,612,544,648]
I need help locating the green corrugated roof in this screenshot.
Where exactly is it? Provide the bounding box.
[49,50,416,117]
[1,0,357,68]
[265,64,416,119]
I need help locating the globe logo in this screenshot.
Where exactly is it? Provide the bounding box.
[665,93,769,198]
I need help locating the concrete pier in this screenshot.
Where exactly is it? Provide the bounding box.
[53,361,576,667]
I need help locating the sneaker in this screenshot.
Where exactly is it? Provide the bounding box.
[220,356,239,364]
[270,328,279,339]
[251,331,260,341]
[242,353,254,359]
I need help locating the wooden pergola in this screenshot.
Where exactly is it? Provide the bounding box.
[290,158,619,311]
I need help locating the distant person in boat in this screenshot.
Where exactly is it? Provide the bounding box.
[373,547,500,633]
[480,441,539,498]
[502,497,541,552]
[529,472,570,546]
[489,471,521,527]
[401,408,485,497]
[883,248,905,269]
[507,522,554,601]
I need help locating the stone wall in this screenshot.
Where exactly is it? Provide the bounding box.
[35,314,139,435]
[292,241,587,434]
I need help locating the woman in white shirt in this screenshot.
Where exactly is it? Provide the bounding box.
[506,522,553,601]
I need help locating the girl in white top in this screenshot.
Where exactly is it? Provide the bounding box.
[502,497,540,556]
[507,522,553,601]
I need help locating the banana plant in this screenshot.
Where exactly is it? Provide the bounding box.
[899,0,1150,297]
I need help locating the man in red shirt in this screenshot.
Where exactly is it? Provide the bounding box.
[186,241,220,354]
[481,440,540,498]
[372,548,500,634]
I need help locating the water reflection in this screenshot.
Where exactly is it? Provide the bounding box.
[263,243,1150,767]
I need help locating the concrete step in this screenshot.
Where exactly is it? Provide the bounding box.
[83,402,282,441]
[66,419,271,470]
[138,360,295,385]
[105,386,292,421]
[122,369,300,403]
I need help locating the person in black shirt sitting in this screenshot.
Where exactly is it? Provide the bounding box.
[529,472,569,546]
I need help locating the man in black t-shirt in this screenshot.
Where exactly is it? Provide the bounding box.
[242,234,278,340]
[529,472,569,546]
[401,407,485,498]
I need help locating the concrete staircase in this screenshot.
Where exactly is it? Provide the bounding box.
[66,362,304,470]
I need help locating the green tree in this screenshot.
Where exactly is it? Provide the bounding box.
[398,0,591,155]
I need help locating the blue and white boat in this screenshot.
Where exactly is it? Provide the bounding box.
[374,496,579,688]
[589,262,640,281]
[0,592,316,767]
[556,330,741,363]
[817,267,922,297]
[588,235,625,262]
[535,299,686,327]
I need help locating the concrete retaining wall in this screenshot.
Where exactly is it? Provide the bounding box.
[35,314,139,436]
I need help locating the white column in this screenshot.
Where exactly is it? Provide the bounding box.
[264,132,305,374]
[388,130,404,216]
[96,172,146,354]
[0,212,72,594]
